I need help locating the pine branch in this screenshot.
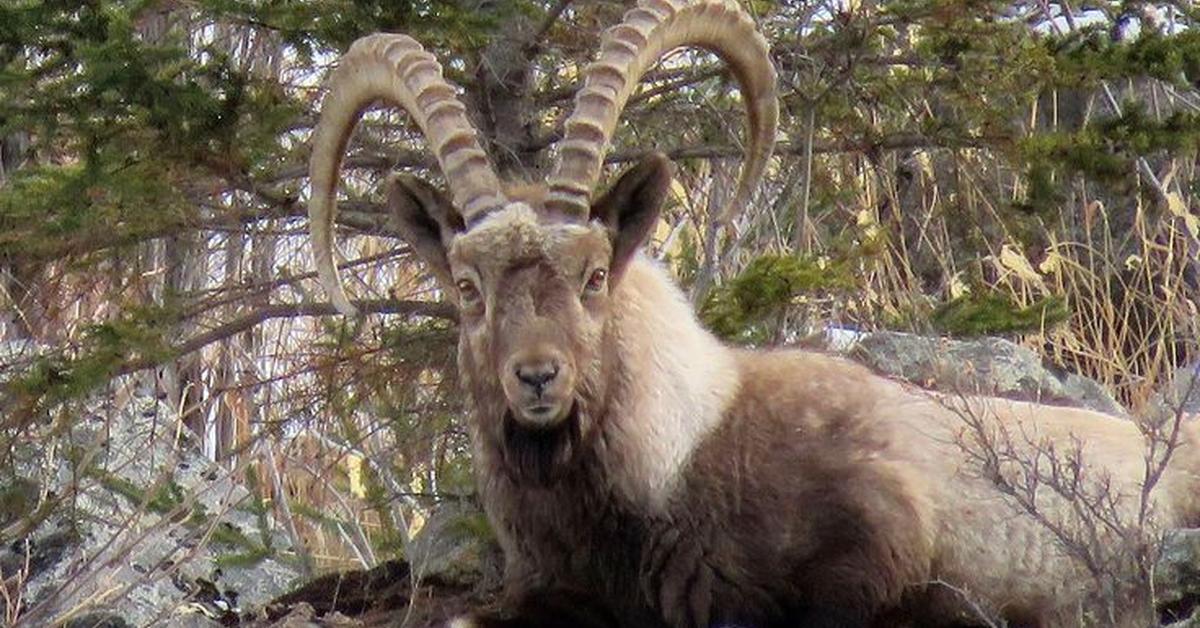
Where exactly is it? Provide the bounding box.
[119,299,457,376]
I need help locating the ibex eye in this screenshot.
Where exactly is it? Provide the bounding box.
[584,268,608,293]
[456,279,479,301]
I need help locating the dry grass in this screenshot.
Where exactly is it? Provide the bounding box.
[0,3,1197,621]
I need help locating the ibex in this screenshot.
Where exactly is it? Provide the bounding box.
[307,1,1200,625]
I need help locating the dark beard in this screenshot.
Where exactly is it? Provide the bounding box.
[501,402,584,486]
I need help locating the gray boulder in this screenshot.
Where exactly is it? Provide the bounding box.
[824,329,1126,416]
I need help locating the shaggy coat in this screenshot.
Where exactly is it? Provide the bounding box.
[468,253,1200,628]
[303,2,1200,624]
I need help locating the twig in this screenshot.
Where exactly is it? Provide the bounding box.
[929,579,1003,628]
[522,0,574,58]
[261,438,314,576]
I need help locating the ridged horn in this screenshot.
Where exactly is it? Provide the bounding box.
[546,0,778,223]
[308,34,505,316]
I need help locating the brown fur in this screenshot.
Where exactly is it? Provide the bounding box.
[474,333,1200,628]
[298,6,1200,625]
[388,160,1200,628]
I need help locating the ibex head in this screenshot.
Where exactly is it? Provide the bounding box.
[309,0,776,449]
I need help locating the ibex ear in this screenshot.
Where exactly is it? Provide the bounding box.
[590,152,673,281]
[386,173,465,290]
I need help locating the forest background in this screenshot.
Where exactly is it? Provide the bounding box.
[1,0,1198,624]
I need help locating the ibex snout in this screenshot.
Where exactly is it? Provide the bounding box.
[515,362,560,397]
[503,348,575,429]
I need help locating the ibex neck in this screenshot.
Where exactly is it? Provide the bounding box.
[601,255,740,511]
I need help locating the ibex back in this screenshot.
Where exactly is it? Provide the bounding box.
[307,1,1200,626]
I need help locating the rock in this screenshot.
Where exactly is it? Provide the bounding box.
[1149,363,1200,423]
[0,475,39,527]
[0,526,81,582]
[254,558,480,628]
[828,329,1126,416]
[63,612,132,628]
[261,602,322,627]
[159,611,227,628]
[262,560,413,620]
[1058,372,1125,417]
[258,602,362,627]
[244,501,501,628]
[1157,529,1200,626]
[5,375,301,627]
[1166,613,1200,628]
[406,499,503,591]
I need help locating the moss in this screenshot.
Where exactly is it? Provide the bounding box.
[209,521,263,552]
[84,466,185,515]
[214,545,272,569]
[931,293,1069,336]
[445,510,497,545]
[701,253,858,343]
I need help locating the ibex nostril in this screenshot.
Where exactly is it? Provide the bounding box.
[516,363,559,395]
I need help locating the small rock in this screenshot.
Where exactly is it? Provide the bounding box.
[1156,528,1200,625]
[407,500,503,591]
[1149,363,1200,423]
[261,602,327,628]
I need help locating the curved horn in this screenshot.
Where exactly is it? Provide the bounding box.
[547,0,778,223]
[309,34,505,316]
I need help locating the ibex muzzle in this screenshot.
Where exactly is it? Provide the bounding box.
[493,263,580,428]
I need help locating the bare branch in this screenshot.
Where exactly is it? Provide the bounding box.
[262,152,435,185]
